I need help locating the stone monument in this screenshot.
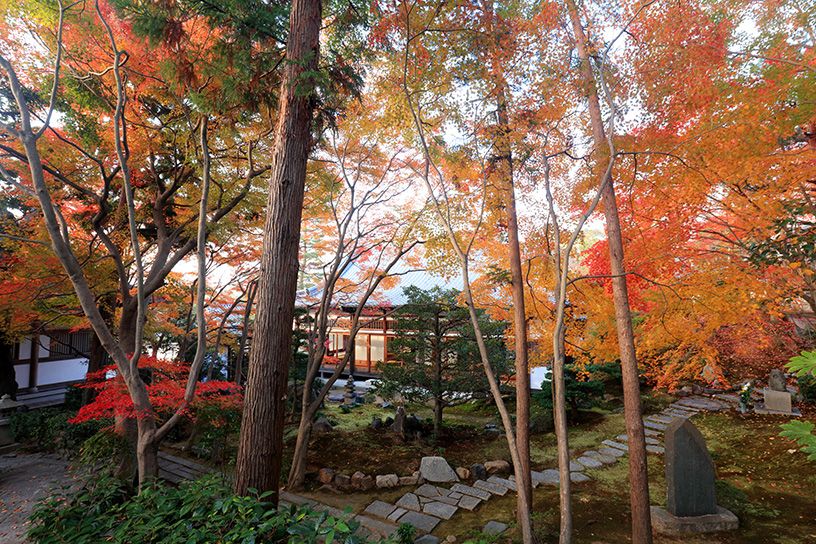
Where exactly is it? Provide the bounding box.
[343,374,356,406]
[768,368,787,392]
[761,369,795,415]
[651,419,738,535]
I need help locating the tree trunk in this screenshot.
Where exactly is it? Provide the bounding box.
[565,1,653,541]
[287,407,316,489]
[433,397,444,439]
[136,417,160,488]
[234,280,257,384]
[233,0,322,501]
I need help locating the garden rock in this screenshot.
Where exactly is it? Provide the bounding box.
[334,473,351,489]
[419,456,459,483]
[484,459,511,474]
[376,474,399,488]
[455,467,470,480]
[313,417,333,433]
[318,468,335,485]
[470,463,487,480]
[352,471,374,490]
[422,501,457,520]
[399,474,419,486]
[371,416,383,430]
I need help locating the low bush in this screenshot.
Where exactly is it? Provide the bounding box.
[9,408,106,454]
[28,474,384,544]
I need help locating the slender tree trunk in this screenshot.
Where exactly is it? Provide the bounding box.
[234,280,257,384]
[233,0,322,501]
[565,1,653,541]
[483,1,532,516]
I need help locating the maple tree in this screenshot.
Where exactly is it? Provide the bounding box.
[286,105,422,489]
[0,0,273,486]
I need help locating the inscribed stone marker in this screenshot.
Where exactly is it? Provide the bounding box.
[665,419,717,517]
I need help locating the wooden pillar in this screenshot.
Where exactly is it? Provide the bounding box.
[366,334,371,373]
[28,334,40,391]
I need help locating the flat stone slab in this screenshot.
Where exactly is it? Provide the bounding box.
[584,450,617,465]
[388,507,408,521]
[474,479,509,496]
[570,472,590,483]
[645,428,662,437]
[450,482,491,500]
[354,514,399,539]
[576,456,604,469]
[602,439,629,451]
[676,397,726,411]
[483,521,509,536]
[616,434,662,446]
[487,475,516,491]
[396,493,421,512]
[422,501,457,520]
[644,420,668,431]
[458,495,482,510]
[647,445,666,454]
[531,469,560,485]
[415,483,448,499]
[569,460,583,471]
[364,500,396,519]
[647,414,675,424]
[598,446,626,458]
[397,510,441,533]
[651,506,738,536]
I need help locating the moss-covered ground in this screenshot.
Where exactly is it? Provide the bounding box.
[302,400,816,543]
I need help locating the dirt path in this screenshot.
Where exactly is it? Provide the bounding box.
[0,452,71,544]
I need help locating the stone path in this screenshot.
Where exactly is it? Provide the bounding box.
[0,452,72,544]
[360,395,733,542]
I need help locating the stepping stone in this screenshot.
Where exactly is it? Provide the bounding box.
[647,414,674,424]
[508,474,541,488]
[531,469,560,486]
[598,446,626,458]
[670,402,701,412]
[644,420,667,431]
[458,495,482,511]
[483,521,508,536]
[355,514,399,539]
[616,434,662,446]
[448,492,463,500]
[398,511,441,533]
[570,472,590,483]
[569,460,583,471]
[414,536,440,544]
[602,439,629,452]
[396,493,421,511]
[584,450,617,465]
[434,494,459,506]
[646,445,665,454]
[677,397,725,411]
[364,500,396,519]
[415,483,448,499]
[450,482,491,501]
[422,501,457,520]
[576,456,603,469]
[487,475,516,491]
[474,479,509,496]
[645,428,662,437]
[388,507,408,522]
